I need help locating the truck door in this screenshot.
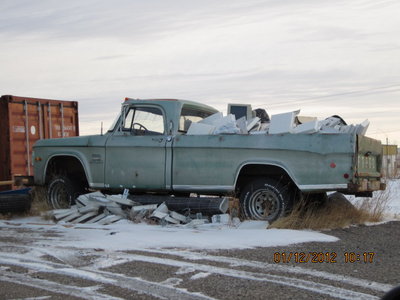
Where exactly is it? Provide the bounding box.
[105,105,167,190]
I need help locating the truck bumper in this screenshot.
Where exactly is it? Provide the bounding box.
[348,178,386,194]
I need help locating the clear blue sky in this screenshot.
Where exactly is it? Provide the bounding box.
[1,0,399,144]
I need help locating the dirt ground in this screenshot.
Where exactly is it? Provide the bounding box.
[0,219,399,300]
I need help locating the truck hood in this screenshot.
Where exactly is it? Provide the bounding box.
[34,136,92,147]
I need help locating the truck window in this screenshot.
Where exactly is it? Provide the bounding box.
[108,114,121,132]
[123,106,165,135]
[122,108,135,131]
[179,106,214,133]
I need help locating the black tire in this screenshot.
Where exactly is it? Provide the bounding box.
[327,192,355,210]
[240,178,293,222]
[382,285,400,300]
[47,176,80,209]
[301,192,328,210]
[0,194,32,214]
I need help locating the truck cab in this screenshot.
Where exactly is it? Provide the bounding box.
[103,99,217,191]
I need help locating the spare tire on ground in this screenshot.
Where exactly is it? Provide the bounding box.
[327,192,355,210]
[0,191,32,214]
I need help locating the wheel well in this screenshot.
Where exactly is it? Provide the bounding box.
[236,164,297,194]
[45,156,88,187]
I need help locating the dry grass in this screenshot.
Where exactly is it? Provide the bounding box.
[0,212,13,220]
[354,186,392,222]
[29,186,51,217]
[0,187,51,220]
[270,190,390,230]
[0,188,46,220]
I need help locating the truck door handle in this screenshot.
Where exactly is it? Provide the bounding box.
[152,137,164,143]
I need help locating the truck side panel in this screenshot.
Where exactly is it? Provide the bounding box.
[104,135,167,190]
[172,133,356,193]
[33,135,107,187]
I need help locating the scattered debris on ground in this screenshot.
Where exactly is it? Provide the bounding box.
[50,190,236,227]
[186,110,369,135]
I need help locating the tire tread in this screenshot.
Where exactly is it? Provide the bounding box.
[0,194,31,214]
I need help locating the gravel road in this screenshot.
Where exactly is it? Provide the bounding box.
[0,220,398,300]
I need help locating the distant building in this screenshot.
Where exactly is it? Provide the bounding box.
[382,145,398,178]
[397,148,400,178]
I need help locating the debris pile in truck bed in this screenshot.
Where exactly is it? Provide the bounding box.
[186,110,369,136]
[50,191,231,226]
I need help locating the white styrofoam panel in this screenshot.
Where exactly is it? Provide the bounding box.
[292,120,319,134]
[169,211,188,223]
[198,112,223,125]
[187,122,216,135]
[236,116,248,134]
[131,204,158,212]
[246,117,260,131]
[269,111,299,134]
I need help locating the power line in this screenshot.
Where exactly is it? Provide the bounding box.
[260,83,400,108]
[368,128,400,134]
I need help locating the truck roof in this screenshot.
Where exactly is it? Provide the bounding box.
[124,98,218,114]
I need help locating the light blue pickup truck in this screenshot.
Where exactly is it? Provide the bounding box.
[33,98,385,222]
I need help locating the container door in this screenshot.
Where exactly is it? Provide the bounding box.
[0,95,79,190]
[105,106,167,190]
[42,102,79,139]
[7,100,42,177]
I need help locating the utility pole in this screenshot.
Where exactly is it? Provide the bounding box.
[386,137,390,178]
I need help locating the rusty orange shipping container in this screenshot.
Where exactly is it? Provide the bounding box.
[0,95,79,190]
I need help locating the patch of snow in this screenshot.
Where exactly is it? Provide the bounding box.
[346,179,400,220]
[176,266,196,275]
[385,179,400,216]
[191,272,211,280]
[160,277,183,286]
[9,216,56,224]
[0,218,338,250]
[237,220,268,229]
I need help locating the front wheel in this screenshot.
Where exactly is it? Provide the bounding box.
[240,178,293,222]
[47,176,80,209]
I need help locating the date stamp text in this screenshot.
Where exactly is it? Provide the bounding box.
[273,252,375,263]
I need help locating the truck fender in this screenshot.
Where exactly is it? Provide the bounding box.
[234,161,300,190]
[43,153,92,186]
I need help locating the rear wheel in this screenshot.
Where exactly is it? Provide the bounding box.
[47,176,81,209]
[240,178,293,222]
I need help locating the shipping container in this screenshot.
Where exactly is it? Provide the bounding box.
[382,144,398,178]
[0,95,79,190]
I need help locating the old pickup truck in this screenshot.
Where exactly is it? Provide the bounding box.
[32,98,385,222]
